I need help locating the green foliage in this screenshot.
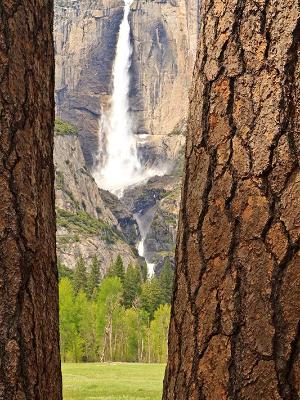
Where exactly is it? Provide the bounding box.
[140,262,148,282]
[123,264,142,308]
[107,255,125,283]
[59,277,83,362]
[97,276,123,334]
[150,304,171,363]
[55,117,78,136]
[57,234,80,245]
[58,259,73,281]
[73,256,87,295]
[159,259,174,304]
[59,255,173,364]
[87,256,101,299]
[75,290,98,361]
[56,208,106,235]
[140,277,163,319]
[56,208,122,244]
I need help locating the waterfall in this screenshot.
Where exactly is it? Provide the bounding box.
[138,240,155,278]
[94,0,142,196]
[93,0,160,276]
[135,210,157,278]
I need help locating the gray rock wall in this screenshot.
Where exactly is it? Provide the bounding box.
[54,0,200,166]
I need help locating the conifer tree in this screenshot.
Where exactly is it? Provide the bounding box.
[140,277,162,319]
[0,1,62,396]
[58,258,73,281]
[108,255,125,283]
[123,264,142,308]
[87,256,101,299]
[140,262,148,282]
[73,256,87,294]
[159,258,174,304]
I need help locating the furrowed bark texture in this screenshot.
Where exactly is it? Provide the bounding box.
[0,1,62,399]
[163,1,300,399]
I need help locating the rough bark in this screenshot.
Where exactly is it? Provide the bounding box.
[0,1,62,399]
[163,1,300,399]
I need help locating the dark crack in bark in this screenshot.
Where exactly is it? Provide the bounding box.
[163,0,300,399]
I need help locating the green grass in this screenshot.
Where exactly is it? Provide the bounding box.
[62,363,165,400]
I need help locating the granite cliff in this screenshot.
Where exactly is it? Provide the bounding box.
[54,0,200,272]
[54,120,140,273]
[54,0,199,166]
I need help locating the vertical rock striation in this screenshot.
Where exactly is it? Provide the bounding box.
[130,0,200,137]
[55,0,124,166]
[163,0,300,399]
[54,0,200,166]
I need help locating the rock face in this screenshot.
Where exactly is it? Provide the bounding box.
[130,0,200,137]
[163,0,300,399]
[54,0,199,274]
[54,0,124,166]
[99,189,140,245]
[54,0,200,166]
[54,128,139,272]
[145,182,181,270]
[122,169,183,270]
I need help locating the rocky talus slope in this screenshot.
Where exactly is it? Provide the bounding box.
[54,120,185,274]
[54,121,139,272]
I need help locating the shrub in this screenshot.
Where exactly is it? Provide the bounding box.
[55,117,78,136]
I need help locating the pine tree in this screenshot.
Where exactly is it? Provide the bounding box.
[140,262,148,282]
[0,1,62,396]
[107,255,125,283]
[58,258,73,281]
[123,264,142,308]
[163,1,300,398]
[140,277,162,319]
[159,258,174,304]
[87,256,101,299]
[73,256,87,294]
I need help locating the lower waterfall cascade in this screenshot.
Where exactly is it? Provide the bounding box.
[93,0,162,275]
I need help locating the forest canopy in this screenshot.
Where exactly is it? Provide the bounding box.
[58,256,173,363]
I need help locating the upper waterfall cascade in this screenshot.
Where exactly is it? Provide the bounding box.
[93,0,167,275]
[94,0,143,196]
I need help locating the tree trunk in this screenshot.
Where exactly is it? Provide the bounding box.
[163,1,300,399]
[0,1,62,399]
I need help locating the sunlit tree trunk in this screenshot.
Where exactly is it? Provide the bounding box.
[0,0,62,399]
[163,0,300,399]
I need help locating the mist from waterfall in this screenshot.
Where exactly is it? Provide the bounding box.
[94,0,143,196]
[93,0,165,275]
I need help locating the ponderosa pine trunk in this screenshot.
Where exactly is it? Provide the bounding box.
[163,1,300,399]
[0,1,62,399]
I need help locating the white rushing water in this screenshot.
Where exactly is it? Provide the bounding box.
[94,0,142,196]
[93,0,160,275]
[138,240,155,278]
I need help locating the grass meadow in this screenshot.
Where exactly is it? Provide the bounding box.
[62,363,165,400]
